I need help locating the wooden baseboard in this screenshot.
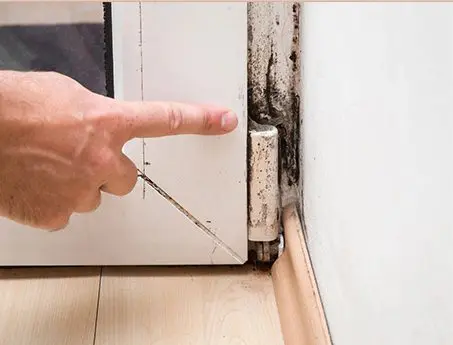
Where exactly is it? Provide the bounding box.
[271,204,332,345]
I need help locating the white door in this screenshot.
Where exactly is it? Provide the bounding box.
[0,2,248,265]
[303,3,453,345]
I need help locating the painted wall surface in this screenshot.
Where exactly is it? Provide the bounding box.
[303,3,453,345]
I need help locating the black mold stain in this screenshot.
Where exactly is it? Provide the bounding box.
[247,3,301,189]
[289,4,301,187]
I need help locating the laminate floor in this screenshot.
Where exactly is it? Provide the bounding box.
[0,266,283,345]
[0,267,100,345]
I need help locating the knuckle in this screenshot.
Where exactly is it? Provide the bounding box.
[202,110,213,131]
[167,105,183,134]
[43,213,70,232]
[11,195,72,231]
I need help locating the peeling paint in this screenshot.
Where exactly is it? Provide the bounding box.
[248,3,301,206]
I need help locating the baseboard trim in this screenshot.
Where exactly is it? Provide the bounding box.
[271,204,332,345]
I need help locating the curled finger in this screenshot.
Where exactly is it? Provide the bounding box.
[100,153,138,196]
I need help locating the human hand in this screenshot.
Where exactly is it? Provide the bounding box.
[0,71,238,230]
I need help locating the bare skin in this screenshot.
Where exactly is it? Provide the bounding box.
[0,70,238,230]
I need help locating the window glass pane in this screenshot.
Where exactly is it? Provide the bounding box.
[0,3,107,95]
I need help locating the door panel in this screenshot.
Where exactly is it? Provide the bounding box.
[138,2,248,263]
[0,2,248,265]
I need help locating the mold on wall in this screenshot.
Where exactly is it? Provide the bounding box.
[248,2,301,207]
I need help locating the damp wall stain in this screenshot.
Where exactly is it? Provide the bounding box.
[247,3,301,205]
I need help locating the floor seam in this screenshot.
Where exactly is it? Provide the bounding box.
[92,266,103,345]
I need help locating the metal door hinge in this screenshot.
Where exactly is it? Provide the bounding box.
[248,123,282,263]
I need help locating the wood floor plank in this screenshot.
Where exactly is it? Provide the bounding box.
[95,266,283,345]
[0,267,101,345]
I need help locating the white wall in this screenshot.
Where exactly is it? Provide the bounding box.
[303,3,453,345]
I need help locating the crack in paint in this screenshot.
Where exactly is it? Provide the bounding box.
[137,169,244,264]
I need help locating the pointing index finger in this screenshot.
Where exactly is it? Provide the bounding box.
[117,101,238,139]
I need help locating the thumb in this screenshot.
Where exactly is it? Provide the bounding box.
[116,101,239,139]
